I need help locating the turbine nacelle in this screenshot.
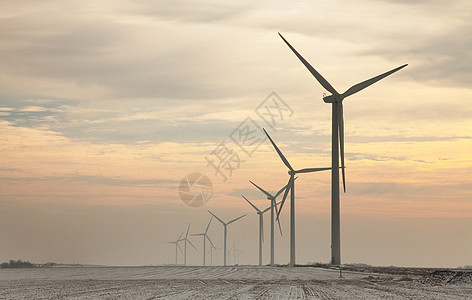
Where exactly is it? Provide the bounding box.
[322,94,342,103]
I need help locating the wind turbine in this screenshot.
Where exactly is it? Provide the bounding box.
[167,231,184,265]
[241,195,271,266]
[263,128,330,266]
[182,223,197,266]
[207,241,218,266]
[278,33,407,265]
[207,210,246,266]
[229,242,243,265]
[191,216,215,266]
[249,180,293,266]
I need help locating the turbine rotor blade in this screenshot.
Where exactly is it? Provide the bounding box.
[342,64,408,98]
[279,33,339,96]
[185,223,191,239]
[227,214,246,225]
[207,210,225,225]
[263,128,294,172]
[206,235,215,249]
[277,214,283,237]
[295,167,331,173]
[242,195,261,213]
[274,181,289,198]
[274,176,298,198]
[275,200,283,237]
[187,238,197,251]
[261,205,271,214]
[177,243,183,255]
[249,180,273,198]
[338,102,346,193]
[274,186,286,198]
[205,216,213,234]
[277,177,292,220]
[273,198,280,224]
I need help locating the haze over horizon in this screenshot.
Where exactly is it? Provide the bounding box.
[1,0,471,268]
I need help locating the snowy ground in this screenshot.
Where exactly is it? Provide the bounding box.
[0,266,470,299]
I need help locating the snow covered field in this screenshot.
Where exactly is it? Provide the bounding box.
[1,266,470,299]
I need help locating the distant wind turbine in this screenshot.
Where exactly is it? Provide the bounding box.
[207,210,246,266]
[242,195,272,266]
[229,242,243,265]
[167,231,184,265]
[207,241,218,266]
[263,128,330,266]
[182,223,197,266]
[249,179,293,266]
[191,216,215,266]
[278,32,407,265]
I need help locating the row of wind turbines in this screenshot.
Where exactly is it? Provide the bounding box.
[170,33,406,266]
[168,212,245,267]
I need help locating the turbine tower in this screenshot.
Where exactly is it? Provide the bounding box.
[167,231,184,265]
[263,128,330,266]
[207,210,246,266]
[191,216,215,266]
[229,242,243,265]
[242,195,271,266]
[278,32,407,265]
[208,241,218,266]
[182,223,197,266]
[248,180,289,266]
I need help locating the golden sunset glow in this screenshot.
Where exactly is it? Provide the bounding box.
[0,0,471,267]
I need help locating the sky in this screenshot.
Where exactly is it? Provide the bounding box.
[0,0,471,267]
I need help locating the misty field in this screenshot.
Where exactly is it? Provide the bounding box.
[1,265,470,299]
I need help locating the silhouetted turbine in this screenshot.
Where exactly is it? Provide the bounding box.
[191,216,215,266]
[167,231,184,265]
[228,242,243,265]
[207,241,218,266]
[249,180,292,266]
[263,128,330,266]
[207,210,246,266]
[242,195,275,266]
[182,223,197,266]
[278,32,407,265]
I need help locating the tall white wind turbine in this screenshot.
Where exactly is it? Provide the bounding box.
[242,195,271,266]
[191,216,215,266]
[263,128,330,266]
[278,33,407,265]
[207,210,246,266]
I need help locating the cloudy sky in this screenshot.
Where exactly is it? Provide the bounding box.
[1,0,471,267]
